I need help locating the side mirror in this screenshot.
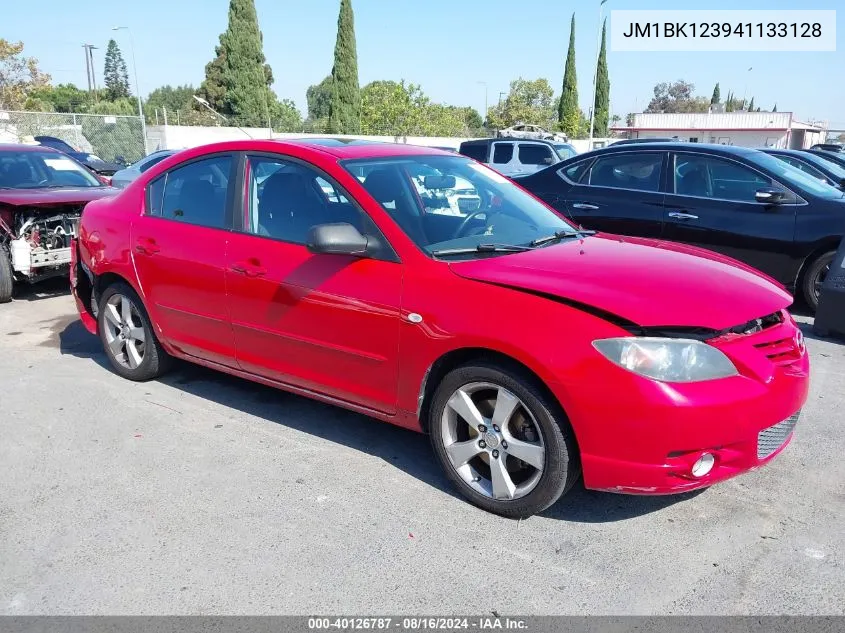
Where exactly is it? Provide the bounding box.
[306,223,369,257]
[755,188,787,205]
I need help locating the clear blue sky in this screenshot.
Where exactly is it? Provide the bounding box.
[5,0,844,127]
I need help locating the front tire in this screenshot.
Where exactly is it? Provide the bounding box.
[429,362,579,518]
[802,251,835,312]
[98,282,170,381]
[0,247,12,303]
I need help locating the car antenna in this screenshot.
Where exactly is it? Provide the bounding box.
[192,95,255,140]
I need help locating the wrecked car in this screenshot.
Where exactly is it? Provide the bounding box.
[0,144,117,302]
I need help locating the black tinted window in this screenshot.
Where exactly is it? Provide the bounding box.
[156,155,232,228]
[492,143,514,164]
[518,144,554,166]
[561,160,590,183]
[675,154,770,202]
[460,144,488,162]
[588,153,663,192]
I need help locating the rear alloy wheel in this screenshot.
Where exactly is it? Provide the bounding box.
[802,251,835,312]
[98,282,169,381]
[429,363,579,518]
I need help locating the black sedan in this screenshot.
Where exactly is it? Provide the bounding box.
[517,143,845,310]
[761,148,845,191]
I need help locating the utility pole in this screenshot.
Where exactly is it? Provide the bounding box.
[82,44,99,99]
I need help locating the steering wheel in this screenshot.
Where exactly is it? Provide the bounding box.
[452,210,489,239]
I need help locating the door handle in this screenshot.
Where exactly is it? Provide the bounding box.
[134,238,160,255]
[229,260,266,277]
[667,212,699,220]
[571,202,599,210]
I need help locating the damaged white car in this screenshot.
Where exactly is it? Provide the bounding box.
[0,145,116,303]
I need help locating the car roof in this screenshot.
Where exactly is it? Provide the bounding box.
[0,143,61,154]
[281,138,452,158]
[460,137,557,147]
[577,142,758,157]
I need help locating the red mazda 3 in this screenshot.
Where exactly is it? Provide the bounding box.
[71,139,810,517]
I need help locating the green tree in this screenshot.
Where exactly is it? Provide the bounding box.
[747,96,755,112]
[710,82,720,105]
[103,39,131,100]
[306,75,333,120]
[29,83,89,112]
[359,80,469,136]
[0,39,51,110]
[592,18,610,137]
[199,0,275,126]
[646,80,709,113]
[487,78,556,131]
[270,98,303,132]
[144,84,195,122]
[329,0,361,134]
[558,14,579,137]
[772,103,777,112]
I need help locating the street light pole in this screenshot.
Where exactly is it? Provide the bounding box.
[588,0,608,148]
[112,26,147,154]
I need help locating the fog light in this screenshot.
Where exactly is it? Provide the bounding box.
[691,453,715,477]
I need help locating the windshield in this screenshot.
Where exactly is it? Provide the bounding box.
[806,153,845,180]
[554,143,577,160]
[749,151,844,199]
[0,151,102,189]
[343,155,577,257]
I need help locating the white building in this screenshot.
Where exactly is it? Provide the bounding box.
[611,112,828,149]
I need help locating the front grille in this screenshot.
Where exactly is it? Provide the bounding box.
[757,411,800,459]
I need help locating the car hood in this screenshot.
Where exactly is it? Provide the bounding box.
[449,234,793,330]
[0,187,118,207]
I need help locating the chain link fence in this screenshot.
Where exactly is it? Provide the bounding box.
[0,110,146,164]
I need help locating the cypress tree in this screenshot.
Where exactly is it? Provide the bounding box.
[710,82,720,105]
[592,18,609,137]
[104,39,131,100]
[328,0,361,134]
[748,96,755,112]
[558,13,579,137]
[772,103,777,112]
[200,0,274,126]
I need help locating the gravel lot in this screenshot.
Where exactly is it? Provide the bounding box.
[1,281,843,615]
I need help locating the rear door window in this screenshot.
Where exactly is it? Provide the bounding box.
[460,144,488,162]
[586,153,664,192]
[492,143,515,164]
[149,154,233,229]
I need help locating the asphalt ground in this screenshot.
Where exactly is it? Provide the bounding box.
[1,280,843,614]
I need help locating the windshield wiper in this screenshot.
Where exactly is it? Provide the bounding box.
[431,243,535,257]
[530,229,596,247]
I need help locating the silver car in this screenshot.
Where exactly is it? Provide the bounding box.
[498,124,567,142]
[110,150,178,188]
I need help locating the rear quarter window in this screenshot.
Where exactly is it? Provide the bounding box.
[460,144,488,162]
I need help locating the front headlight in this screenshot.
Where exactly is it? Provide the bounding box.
[592,337,738,382]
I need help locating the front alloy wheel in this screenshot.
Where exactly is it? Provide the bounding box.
[430,363,579,517]
[441,382,546,501]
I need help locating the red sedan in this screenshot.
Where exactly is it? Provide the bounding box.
[71,139,810,517]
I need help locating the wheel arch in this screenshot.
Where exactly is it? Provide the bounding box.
[794,239,839,290]
[416,347,576,444]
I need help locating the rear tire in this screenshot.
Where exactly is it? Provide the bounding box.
[429,361,580,518]
[802,251,835,312]
[0,247,13,304]
[98,281,170,381]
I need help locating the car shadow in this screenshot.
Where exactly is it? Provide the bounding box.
[57,318,706,523]
[13,277,70,302]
